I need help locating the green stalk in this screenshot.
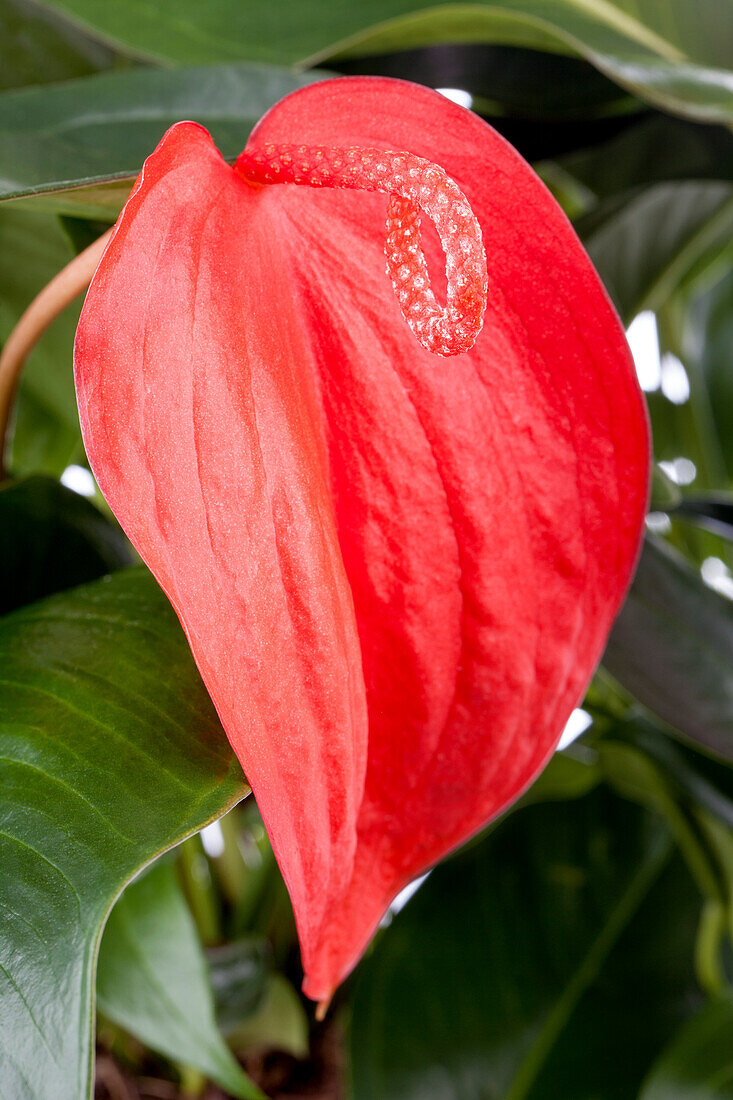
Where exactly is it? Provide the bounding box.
[177,836,221,946]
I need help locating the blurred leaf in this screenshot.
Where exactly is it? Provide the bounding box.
[675,496,733,540]
[560,114,733,198]
[687,269,733,483]
[603,538,733,763]
[651,464,683,511]
[335,42,634,117]
[520,747,601,804]
[695,812,733,989]
[598,742,733,998]
[209,938,270,1034]
[33,0,733,122]
[627,723,733,831]
[639,996,733,1100]
[334,42,644,163]
[60,215,114,254]
[97,861,263,1099]
[349,788,703,1099]
[532,854,707,1098]
[578,182,733,324]
[598,740,724,906]
[228,975,309,1060]
[0,568,248,1099]
[0,0,121,92]
[0,475,130,614]
[0,206,84,475]
[0,62,324,210]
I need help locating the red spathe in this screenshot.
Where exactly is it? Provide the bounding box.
[74,77,649,1002]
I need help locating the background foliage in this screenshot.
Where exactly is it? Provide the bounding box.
[0,1,731,1097]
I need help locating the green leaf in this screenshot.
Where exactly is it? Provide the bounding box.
[520,746,601,804]
[0,0,122,92]
[688,268,733,483]
[603,538,733,763]
[598,739,725,906]
[559,114,733,199]
[208,938,270,1034]
[336,42,635,119]
[0,62,325,212]
[674,496,733,541]
[227,975,309,1060]
[0,567,248,1099]
[32,0,733,122]
[639,996,733,1100]
[0,206,85,475]
[0,475,131,614]
[349,788,702,1099]
[578,182,733,324]
[97,861,263,1099]
[651,464,683,511]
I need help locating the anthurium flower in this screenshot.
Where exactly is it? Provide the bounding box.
[74,77,649,1004]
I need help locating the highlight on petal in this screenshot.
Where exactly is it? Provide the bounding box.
[74,76,649,1005]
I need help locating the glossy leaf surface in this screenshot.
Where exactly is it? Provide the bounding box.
[349,789,702,1099]
[0,0,119,92]
[34,0,733,121]
[604,538,733,763]
[0,62,323,209]
[0,568,247,1099]
[97,860,263,1098]
[560,115,733,199]
[580,182,733,324]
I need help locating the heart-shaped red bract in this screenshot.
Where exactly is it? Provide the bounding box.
[74,76,649,1003]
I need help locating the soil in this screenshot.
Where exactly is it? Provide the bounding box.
[94,1022,346,1100]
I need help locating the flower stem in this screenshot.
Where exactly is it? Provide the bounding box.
[0,228,112,480]
[177,835,221,946]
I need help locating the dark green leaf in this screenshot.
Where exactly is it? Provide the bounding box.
[33,0,733,122]
[349,788,702,1099]
[639,996,733,1100]
[675,496,733,541]
[208,938,270,1035]
[622,723,733,832]
[560,114,733,199]
[0,475,130,614]
[603,538,733,763]
[687,269,733,483]
[520,746,601,805]
[0,567,248,1099]
[0,62,325,211]
[0,0,121,92]
[335,43,634,118]
[578,182,733,324]
[531,849,707,1098]
[0,206,85,475]
[598,739,725,908]
[97,861,263,1098]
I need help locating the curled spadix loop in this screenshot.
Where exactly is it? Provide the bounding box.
[237,144,488,357]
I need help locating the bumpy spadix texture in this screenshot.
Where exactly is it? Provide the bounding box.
[74,77,649,1003]
[238,144,487,356]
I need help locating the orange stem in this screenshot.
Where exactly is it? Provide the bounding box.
[0,228,112,480]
